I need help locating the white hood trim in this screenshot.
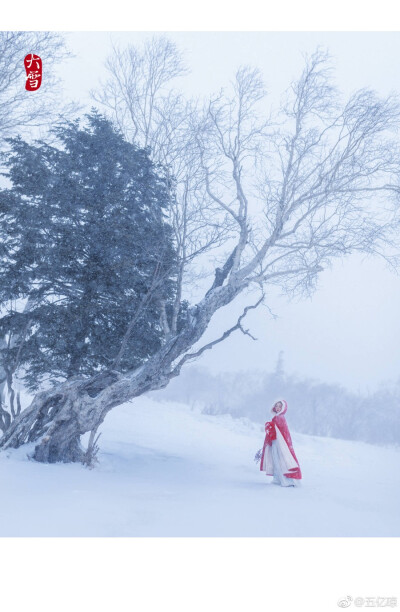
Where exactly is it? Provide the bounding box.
[270,399,287,417]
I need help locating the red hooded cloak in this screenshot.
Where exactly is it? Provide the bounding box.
[260,399,302,479]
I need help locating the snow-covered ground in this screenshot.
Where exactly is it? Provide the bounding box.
[1,397,399,536]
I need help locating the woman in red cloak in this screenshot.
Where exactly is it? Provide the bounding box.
[259,399,302,487]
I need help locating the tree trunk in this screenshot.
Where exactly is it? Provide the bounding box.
[0,379,85,462]
[0,280,246,463]
[34,418,84,463]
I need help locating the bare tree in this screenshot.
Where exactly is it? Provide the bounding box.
[92,36,236,335]
[0,32,80,423]
[0,296,37,433]
[0,31,75,143]
[1,46,400,464]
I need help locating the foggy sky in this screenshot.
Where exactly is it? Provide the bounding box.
[55,32,400,393]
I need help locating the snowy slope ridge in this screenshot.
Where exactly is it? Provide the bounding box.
[1,397,399,537]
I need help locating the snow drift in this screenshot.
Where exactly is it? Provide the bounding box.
[1,397,399,536]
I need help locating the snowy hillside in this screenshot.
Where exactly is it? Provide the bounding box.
[1,397,399,537]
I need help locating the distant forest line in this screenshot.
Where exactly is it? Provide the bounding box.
[153,356,400,447]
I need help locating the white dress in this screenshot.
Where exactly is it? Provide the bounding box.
[271,438,297,487]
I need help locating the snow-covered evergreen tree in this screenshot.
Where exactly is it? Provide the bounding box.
[0,111,178,393]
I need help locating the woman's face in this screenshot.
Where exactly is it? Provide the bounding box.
[273,401,283,413]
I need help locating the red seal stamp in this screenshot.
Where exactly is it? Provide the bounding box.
[24,54,42,91]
